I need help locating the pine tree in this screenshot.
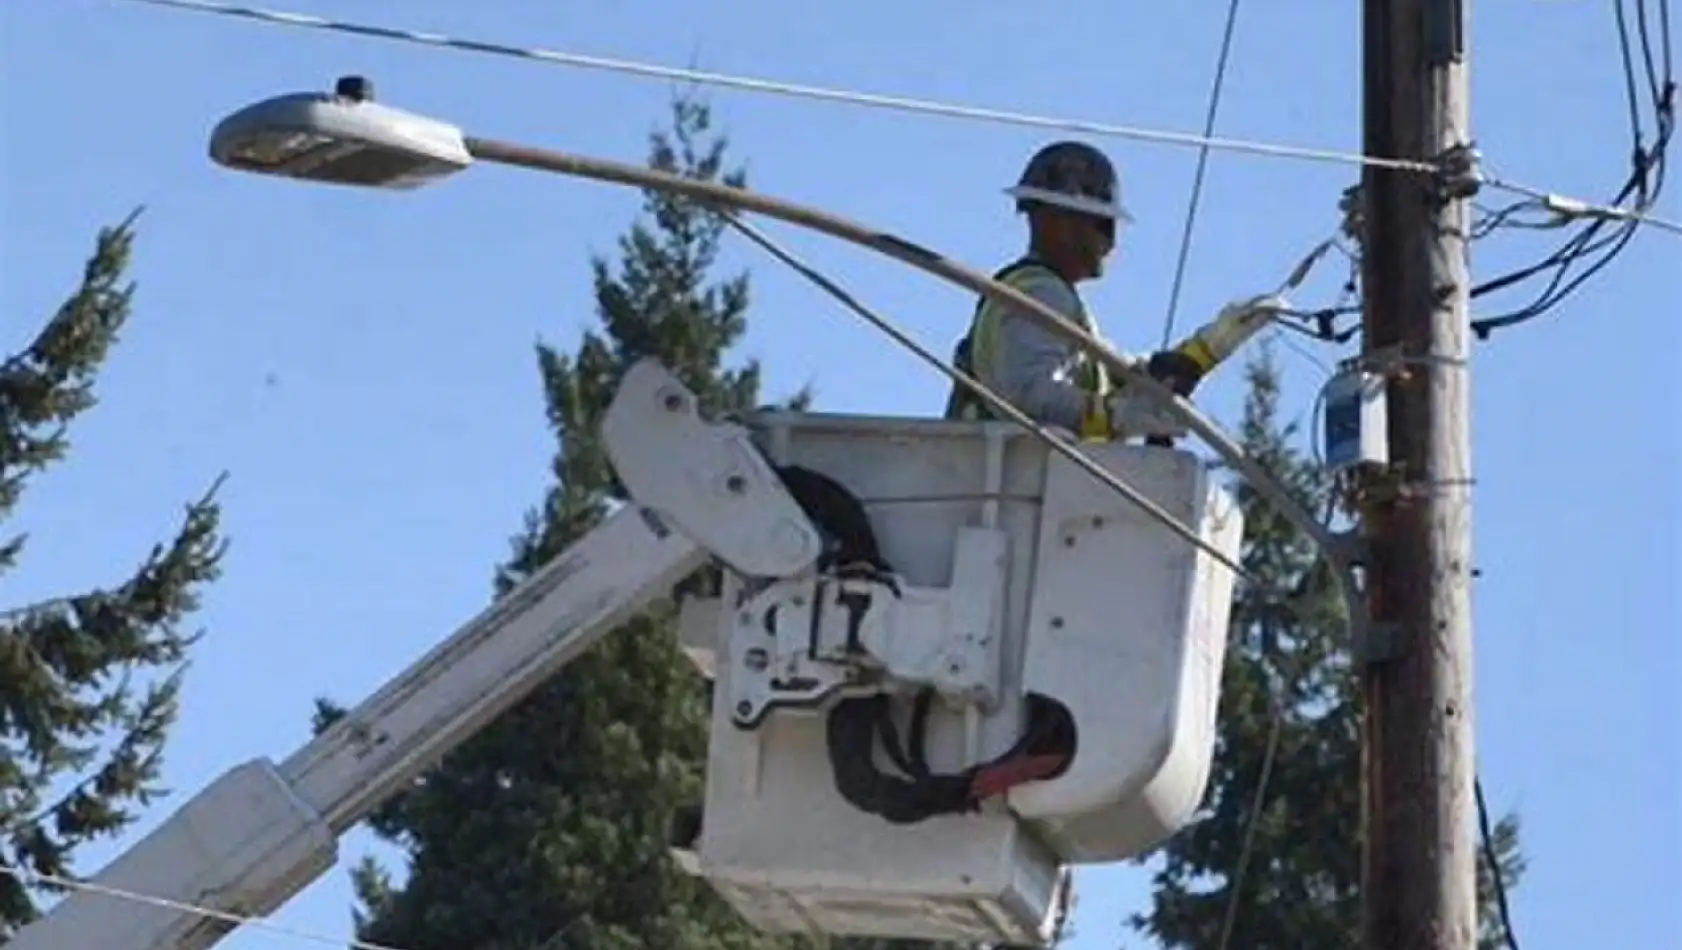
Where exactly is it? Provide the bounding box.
[315,92,962,950]
[1124,349,1524,949]
[0,214,227,937]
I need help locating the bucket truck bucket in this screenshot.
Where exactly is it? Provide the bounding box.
[12,359,1238,950]
[672,410,1244,947]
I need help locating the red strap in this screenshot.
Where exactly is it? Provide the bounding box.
[969,753,1067,800]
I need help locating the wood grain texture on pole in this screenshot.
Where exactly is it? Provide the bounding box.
[1358,0,1479,948]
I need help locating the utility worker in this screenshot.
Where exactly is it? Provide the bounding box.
[944,140,1284,441]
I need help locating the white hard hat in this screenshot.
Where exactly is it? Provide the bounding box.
[1007,141,1134,223]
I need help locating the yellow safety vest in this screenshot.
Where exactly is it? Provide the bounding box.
[944,258,1111,438]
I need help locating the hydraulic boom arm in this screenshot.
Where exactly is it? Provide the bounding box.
[11,360,823,950]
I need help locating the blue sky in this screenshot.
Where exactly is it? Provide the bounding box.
[2,2,1677,948]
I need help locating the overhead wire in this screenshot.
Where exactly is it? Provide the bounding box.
[13,13,1372,942]
[98,0,1682,236]
[453,135,1391,950]
[1140,4,1321,944]
[1476,778,1523,950]
[51,2,1653,944]
[1634,0,1670,141]
[1468,0,1675,337]
[114,1,1370,939]
[1619,0,1650,151]
[110,0,1436,175]
[1158,0,1243,349]
[719,213,1257,583]
[1479,174,1682,233]
[1470,198,1567,240]
[464,133,1369,633]
[727,211,1298,950]
[1463,0,1676,350]
[0,865,412,950]
[722,212,1331,950]
[1213,697,1283,950]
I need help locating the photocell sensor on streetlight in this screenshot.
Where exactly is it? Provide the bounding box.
[209,76,473,189]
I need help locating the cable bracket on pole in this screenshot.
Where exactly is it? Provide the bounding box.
[1431,142,1483,202]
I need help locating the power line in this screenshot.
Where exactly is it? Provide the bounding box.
[1159,0,1244,349]
[722,210,1312,950]
[1468,0,1676,337]
[29,4,1636,945]
[1475,778,1523,950]
[1214,693,1282,950]
[464,132,1372,633]
[0,865,412,950]
[108,0,1437,175]
[1141,10,1297,944]
[718,213,1257,584]
[97,0,1682,236]
[1480,176,1682,235]
[470,126,1365,948]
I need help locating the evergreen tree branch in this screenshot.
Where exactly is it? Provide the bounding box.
[0,207,145,528]
[0,215,226,932]
[1,476,224,868]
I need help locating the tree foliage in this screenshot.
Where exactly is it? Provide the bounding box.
[1125,349,1524,949]
[314,92,968,950]
[0,214,226,936]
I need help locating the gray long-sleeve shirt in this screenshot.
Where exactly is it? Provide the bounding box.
[974,267,1103,432]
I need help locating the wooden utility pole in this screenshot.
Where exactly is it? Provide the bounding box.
[1357,0,1479,948]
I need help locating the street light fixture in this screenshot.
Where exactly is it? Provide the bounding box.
[206,76,1142,357]
[204,75,1126,352]
[209,76,472,189]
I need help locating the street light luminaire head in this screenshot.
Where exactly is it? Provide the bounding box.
[209,78,472,190]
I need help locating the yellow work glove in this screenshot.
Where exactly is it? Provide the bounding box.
[1173,294,1290,380]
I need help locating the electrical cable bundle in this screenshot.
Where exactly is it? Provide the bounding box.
[1469,0,1673,339]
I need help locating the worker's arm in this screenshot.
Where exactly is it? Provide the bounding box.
[1152,294,1288,395]
[1106,295,1288,444]
[979,274,1093,432]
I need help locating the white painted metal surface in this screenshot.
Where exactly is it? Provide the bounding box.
[16,363,1242,950]
[677,412,1242,943]
[11,361,821,950]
